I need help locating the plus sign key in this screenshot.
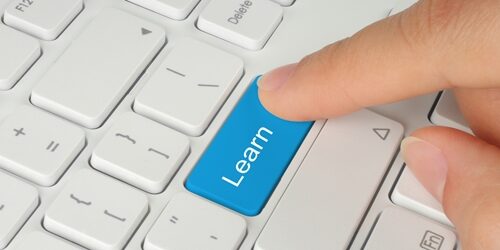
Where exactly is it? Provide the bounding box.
[13,127,26,136]
[0,106,85,186]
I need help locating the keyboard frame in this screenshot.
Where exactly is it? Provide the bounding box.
[0,0,456,249]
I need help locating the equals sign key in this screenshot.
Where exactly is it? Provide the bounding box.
[46,141,60,152]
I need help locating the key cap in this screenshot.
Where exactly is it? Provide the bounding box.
[0,25,40,91]
[0,172,38,249]
[91,113,189,193]
[364,207,456,250]
[197,0,283,50]
[128,0,200,20]
[144,193,246,250]
[392,166,452,226]
[0,106,85,186]
[430,90,472,133]
[13,231,81,250]
[44,169,148,250]
[134,38,243,136]
[32,9,165,129]
[255,110,403,250]
[4,0,83,40]
[185,77,312,216]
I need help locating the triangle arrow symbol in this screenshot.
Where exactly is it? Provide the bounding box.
[373,128,390,141]
[141,28,152,35]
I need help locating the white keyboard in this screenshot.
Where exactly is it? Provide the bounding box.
[0,0,467,249]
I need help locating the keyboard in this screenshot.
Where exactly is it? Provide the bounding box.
[0,0,469,249]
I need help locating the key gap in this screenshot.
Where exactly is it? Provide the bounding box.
[360,212,383,249]
[250,120,326,247]
[108,40,168,129]
[347,147,403,249]
[41,216,87,248]
[50,1,86,41]
[427,91,443,124]
[5,45,43,92]
[387,163,407,205]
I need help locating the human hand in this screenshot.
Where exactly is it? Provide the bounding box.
[258,0,500,249]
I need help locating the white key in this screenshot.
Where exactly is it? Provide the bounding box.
[392,167,452,226]
[197,0,283,50]
[134,38,243,136]
[4,0,83,40]
[0,172,38,249]
[0,106,85,186]
[44,169,148,250]
[271,0,294,6]
[129,0,200,20]
[364,207,456,250]
[13,231,81,250]
[0,25,40,90]
[91,113,189,193]
[430,90,472,133]
[32,9,165,129]
[144,193,246,250]
[255,110,403,250]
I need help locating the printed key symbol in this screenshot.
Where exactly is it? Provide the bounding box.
[420,230,445,250]
[46,141,60,152]
[169,215,179,224]
[13,128,26,136]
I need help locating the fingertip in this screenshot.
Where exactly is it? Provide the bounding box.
[257,86,301,121]
[401,136,448,202]
[258,63,309,121]
[402,126,500,249]
[257,63,297,91]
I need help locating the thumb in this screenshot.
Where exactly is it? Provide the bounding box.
[401,127,500,249]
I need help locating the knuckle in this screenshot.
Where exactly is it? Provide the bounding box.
[419,0,500,41]
[396,0,467,49]
[396,0,500,81]
[424,0,465,30]
[396,0,500,46]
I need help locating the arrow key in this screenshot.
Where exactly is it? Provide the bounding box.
[141,27,152,35]
[373,128,391,141]
[31,9,165,129]
[255,110,403,250]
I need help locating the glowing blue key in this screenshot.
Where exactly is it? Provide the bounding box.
[186,77,312,216]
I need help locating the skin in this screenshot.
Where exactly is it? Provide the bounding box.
[258,0,500,249]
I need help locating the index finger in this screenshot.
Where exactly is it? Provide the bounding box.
[258,0,500,121]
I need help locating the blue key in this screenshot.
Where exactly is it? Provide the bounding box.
[186,77,312,216]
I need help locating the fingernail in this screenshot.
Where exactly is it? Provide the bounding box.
[257,63,297,91]
[401,136,448,202]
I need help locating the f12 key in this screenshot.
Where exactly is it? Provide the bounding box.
[4,0,83,40]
